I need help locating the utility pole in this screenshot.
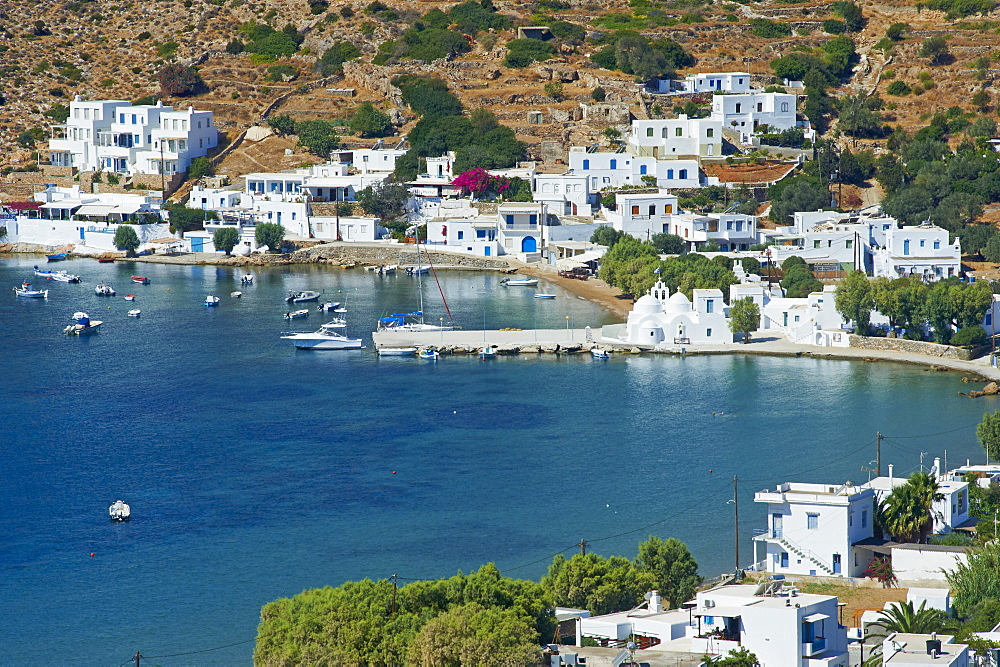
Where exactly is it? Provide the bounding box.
[733,475,740,573]
[132,651,142,667]
[390,573,398,618]
[577,539,588,556]
[876,431,882,477]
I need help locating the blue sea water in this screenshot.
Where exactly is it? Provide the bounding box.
[0,257,992,664]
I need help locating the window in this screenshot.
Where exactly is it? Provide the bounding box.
[528,214,537,225]
[646,127,654,137]
[707,128,714,138]
[736,221,743,232]
[705,299,714,313]
[119,114,125,123]
[632,205,640,215]
[648,205,656,216]
[639,165,647,175]
[846,239,853,249]
[934,240,940,249]
[706,328,712,336]
[920,239,926,247]
[849,511,853,527]
[958,491,965,513]
[781,102,789,113]
[807,514,819,530]
[735,103,741,113]
[662,128,668,139]
[757,103,763,112]
[727,222,734,231]
[131,114,137,124]
[477,229,486,239]
[610,159,618,169]
[780,552,789,568]
[457,231,464,239]
[505,215,514,225]
[666,169,674,179]
[862,509,868,528]
[675,127,682,137]
[679,169,688,179]
[903,240,910,256]
[813,240,821,249]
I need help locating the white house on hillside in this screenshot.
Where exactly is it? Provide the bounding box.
[48,97,217,176]
[668,212,757,252]
[567,150,701,191]
[533,172,591,215]
[874,222,961,281]
[680,72,754,94]
[629,116,723,159]
[604,190,677,240]
[711,92,798,143]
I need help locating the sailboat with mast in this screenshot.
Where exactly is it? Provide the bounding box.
[377,226,456,332]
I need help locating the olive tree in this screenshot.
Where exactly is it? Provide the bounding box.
[835,270,874,335]
[728,297,761,343]
[255,222,285,252]
[978,410,1000,463]
[113,224,140,256]
[212,227,240,255]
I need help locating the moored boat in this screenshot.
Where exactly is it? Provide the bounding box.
[418,347,440,360]
[33,265,79,282]
[231,291,242,298]
[95,282,116,296]
[97,257,116,263]
[64,311,103,335]
[281,322,364,350]
[46,253,68,262]
[109,500,131,521]
[14,282,48,298]
[241,274,253,284]
[127,309,141,318]
[124,294,136,301]
[534,293,556,299]
[377,264,398,275]
[285,290,321,303]
[318,301,341,312]
[204,295,220,306]
[283,309,309,320]
[500,277,539,287]
[591,348,611,359]
[479,345,498,359]
[377,346,417,356]
[405,265,429,275]
[131,276,150,285]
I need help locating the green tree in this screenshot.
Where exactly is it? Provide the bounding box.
[349,102,393,138]
[713,647,761,666]
[356,180,411,222]
[946,541,1000,616]
[728,297,761,343]
[651,232,685,254]
[635,536,701,609]
[267,114,296,136]
[542,553,656,616]
[212,227,239,255]
[977,410,1000,462]
[591,226,624,247]
[157,64,206,96]
[863,601,945,665]
[113,224,140,256]
[188,156,213,180]
[920,36,950,66]
[503,39,556,67]
[768,177,830,225]
[407,603,543,666]
[255,222,285,252]
[295,120,339,156]
[316,41,361,75]
[871,277,905,328]
[879,472,942,543]
[166,205,205,238]
[598,236,659,295]
[835,270,874,335]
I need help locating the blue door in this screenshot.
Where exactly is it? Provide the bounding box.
[484,247,491,257]
[521,236,537,253]
[79,227,85,241]
[191,237,205,252]
[780,552,788,568]
[833,554,841,574]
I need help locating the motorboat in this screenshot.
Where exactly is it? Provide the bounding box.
[284,309,309,320]
[46,253,68,262]
[64,311,103,335]
[204,295,220,306]
[377,264,398,275]
[109,500,131,521]
[377,311,455,332]
[377,346,417,356]
[240,275,253,284]
[318,301,341,312]
[127,309,141,318]
[500,277,539,287]
[98,257,115,263]
[418,347,440,360]
[334,306,347,313]
[591,348,611,359]
[281,322,364,350]
[534,294,556,299]
[131,276,151,285]
[33,266,81,283]
[321,317,346,328]
[231,291,242,298]
[405,265,429,275]
[479,345,497,359]
[124,294,136,301]
[14,282,48,298]
[95,282,116,296]
[285,290,321,303]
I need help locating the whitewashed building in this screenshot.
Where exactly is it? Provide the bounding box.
[711,92,798,143]
[629,116,723,160]
[567,149,701,191]
[498,202,547,259]
[532,172,591,215]
[864,460,970,537]
[874,222,961,282]
[667,213,758,252]
[351,146,407,174]
[880,633,968,666]
[617,281,732,345]
[48,97,217,176]
[680,72,754,94]
[425,217,501,257]
[604,190,678,240]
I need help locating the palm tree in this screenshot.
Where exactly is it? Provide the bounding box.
[879,472,942,543]
[861,600,945,666]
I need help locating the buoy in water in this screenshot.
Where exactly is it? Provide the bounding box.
[392,471,397,474]
[709,469,713,473]
[90,553,95,557]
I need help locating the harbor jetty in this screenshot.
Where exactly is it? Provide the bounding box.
[372,328,624,354]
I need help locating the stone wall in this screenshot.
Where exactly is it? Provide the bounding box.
[228,244,514,270]
[847,335,979,361]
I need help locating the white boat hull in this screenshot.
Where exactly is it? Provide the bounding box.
[377,347,417,356]
[283,335,364,350]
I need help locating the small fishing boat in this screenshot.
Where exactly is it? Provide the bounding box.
[318,301,341,312]
[204,295,220,306]
[365,265,378,272]
[95,282,116,296]
[33,266,80,282]
[378,264,398,275]
[405,265,430,275]
[321,317,346,328]
[240,275,253,284]
[46,253,68,262]
[14,282,48,298]
[281,322,364,350]
[124,294,136,301]
[377,346,417,356]
[534,293,556,299]
[131,276,150,285]
[97,257,116,263]
[64,311,103,335]
[500,277,539,287]
[127,309,141,318]
[109,500,131,521]
[284,309,309,320]
[591,348,611,359]
[231,291,242,298]
[285,290,321,303]
[334,306,347,313]
[418,347,440,360]
[479,345,497,359]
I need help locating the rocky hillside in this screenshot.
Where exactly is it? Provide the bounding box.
[2,0,1000,180]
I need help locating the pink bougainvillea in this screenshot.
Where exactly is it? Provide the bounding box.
[451,168,512,198]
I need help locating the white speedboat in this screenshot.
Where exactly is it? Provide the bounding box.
[534,294,556,299]
[500,278,538,287]
[479,345,497,359]
[231,291,242,298]
[418,347,440,360]
[318,301,341,312]
[284,309,309,320]
[405,265,429,275]
[281,322,364,350]
[204,295,220,306]
[64,311,103,335]
[377,311,454,332]
[285,290,321,303]
[592,348,611,359]
[378,264,397,274]
[95,282,116,296]
[34,266,81,283]
[127,309,141,318]
[241,275,254,284]
[14,282,48,298]
[377,346,417,356]
[109,500,131,521]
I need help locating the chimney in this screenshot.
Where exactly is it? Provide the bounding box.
[649,590,661,613]
[933,457,941,479]
[888,464,894,486]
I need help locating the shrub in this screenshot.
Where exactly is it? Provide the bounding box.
[543,82,563,100]
[295,120,339,156]
[188,156,213,180]
[503,38,556,67]
[750,18,792,38]
[886,80,911,96]
[822,19,846,34]
[157,64,207,97]
[348,102,393,138]
[225,39,244,54]
[316,41,361,75]
[591,86,607,101]
[156,41,179,58]
[265,64,296,82]
[953,325,988,347]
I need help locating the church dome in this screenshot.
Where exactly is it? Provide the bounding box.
[632,294,661,315]
[663,291,692,314]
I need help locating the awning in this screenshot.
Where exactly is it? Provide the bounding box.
[112,203,143,215]
[802,613,829,623]
[75,204,116,216]
[42,200,87,209]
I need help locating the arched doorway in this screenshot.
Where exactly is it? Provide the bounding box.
[521,236,537,252]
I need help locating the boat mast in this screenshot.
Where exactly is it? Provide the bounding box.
[416,226,425,323]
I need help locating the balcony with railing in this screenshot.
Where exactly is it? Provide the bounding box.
[803,637,826,656]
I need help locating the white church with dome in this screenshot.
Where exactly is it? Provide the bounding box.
[620,280,734,345]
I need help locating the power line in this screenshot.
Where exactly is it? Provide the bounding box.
[139,638,256,659]
[881,422,979,439]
